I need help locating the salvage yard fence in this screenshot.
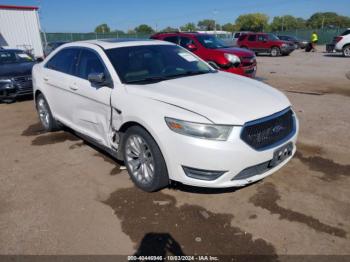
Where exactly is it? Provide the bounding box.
[272,28,347,45]
[42,28,348,46]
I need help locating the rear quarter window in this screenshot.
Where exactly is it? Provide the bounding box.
[164,36,179,44]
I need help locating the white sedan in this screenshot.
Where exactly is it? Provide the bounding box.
[32,39,298,192]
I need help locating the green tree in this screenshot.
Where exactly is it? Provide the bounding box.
[180,22,197,32]
[235,13,269,32]
[197,19,216,31]
[307,12,350,28]
[270,15,306,31]
[161,26,178,32]
[94,23,111,33]
[221,23,236,32]
[134,24,154,35]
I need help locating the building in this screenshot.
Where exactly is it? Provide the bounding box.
[0,5,44,58]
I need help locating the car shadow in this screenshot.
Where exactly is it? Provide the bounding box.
[134,233,186,257]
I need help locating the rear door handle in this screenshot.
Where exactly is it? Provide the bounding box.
[44,77,49,81]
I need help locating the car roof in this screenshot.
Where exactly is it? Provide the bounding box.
[65,38,174,50]
[154,32,213,37]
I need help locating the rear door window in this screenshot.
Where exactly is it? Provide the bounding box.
[248,35,256,42]
[45,48,80,75]
[76,49,107,80]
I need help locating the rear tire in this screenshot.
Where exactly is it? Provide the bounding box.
[123,126,169,192]
[270,47,281,57]
[36,93,60,132]
[343,45,350,57]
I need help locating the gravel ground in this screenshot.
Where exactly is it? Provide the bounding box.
[0,48,349,258]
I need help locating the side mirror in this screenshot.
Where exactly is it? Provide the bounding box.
[88,72,105,84]
[186,43,197,51]
[208,61,220,70]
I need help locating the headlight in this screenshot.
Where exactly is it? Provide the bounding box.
[0,78,14,89]
[224,53,241,65]
[165,117,233,141]
[281,43,288,48]
[0,77,12,83]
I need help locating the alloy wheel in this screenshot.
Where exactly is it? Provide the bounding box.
[125,134,155,185]
[344,47,350,57]
[37,98,50,129]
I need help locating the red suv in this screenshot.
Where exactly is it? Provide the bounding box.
[237,32,295,57]
[151,32,257,78]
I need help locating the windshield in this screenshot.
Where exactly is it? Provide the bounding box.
[268,34,280,40]
[0,50,34,64]
[105,45,215,84]
[196,35,229,49]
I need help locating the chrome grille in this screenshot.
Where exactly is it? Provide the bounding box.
[241,108,295,150]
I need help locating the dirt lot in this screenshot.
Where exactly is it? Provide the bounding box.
[0,48,349,259]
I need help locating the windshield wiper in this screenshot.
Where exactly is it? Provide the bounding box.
[125,76,167,84]
[166,70,215,79]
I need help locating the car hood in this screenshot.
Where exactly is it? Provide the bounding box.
[0,62,35,77]
[215,47,255,57]
[126,72,291,125]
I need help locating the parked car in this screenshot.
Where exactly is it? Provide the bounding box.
[232,31,251,46]
[334,29,350,57]
[0,49,36,103]
[278,35,309,49]
[32,39,298,192]
[151,32,257,78]
[237,32,296,56]
[44,41,69,57]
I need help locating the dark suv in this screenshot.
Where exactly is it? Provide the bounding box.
[0,49,36,103]
[237,32,295,56]
[151,32,257,78]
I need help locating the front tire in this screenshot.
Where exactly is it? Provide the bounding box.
[36,94,60,132]
[270,47,281,57]
[123,126,169,192]
[343,45,350,57]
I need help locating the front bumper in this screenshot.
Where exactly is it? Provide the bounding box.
[161,115,299,188]
[281,46,295,55]
[0,78,33,100]
[222,64,257,78]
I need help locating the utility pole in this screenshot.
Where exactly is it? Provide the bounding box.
[213,9,218,35]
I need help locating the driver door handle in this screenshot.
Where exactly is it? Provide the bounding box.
[69,85,78,91]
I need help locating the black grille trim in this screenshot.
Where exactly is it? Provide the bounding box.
[240,108,296,151]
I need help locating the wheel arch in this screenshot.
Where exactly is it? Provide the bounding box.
[34,90,43,102]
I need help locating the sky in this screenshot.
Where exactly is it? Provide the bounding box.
[1,0,349,32]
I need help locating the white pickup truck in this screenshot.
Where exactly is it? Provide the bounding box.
[335,28,350,57]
